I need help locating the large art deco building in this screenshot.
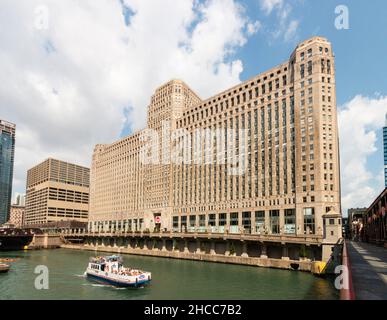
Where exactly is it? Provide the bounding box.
[89,37,341,241]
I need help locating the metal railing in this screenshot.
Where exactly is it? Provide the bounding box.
[62,229,323,245]
[340,240,356,300]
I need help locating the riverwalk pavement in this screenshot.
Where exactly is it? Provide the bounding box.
[347,241,387,300]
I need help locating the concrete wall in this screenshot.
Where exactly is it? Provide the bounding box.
[62,237,318,273]
[28,234,61,249]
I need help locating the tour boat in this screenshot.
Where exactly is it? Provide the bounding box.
[0,263,10,273]
[84,255,151,288]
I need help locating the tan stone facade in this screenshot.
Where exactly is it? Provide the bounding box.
[25,158,89,225]
[88,37,341,241]
[9,205,25,227]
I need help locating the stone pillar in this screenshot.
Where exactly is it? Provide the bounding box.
[279,209,285,235]
[161,238,167,252]
[264,211,270,235]
[210,241,216,255]
[241,241,249,258]
[134,238,138,249]
[260,243,268,259]
[282,245,289,260]
[238,212,242,232]
[251,212,256,235]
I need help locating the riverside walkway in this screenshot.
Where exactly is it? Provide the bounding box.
[347,241,387,300]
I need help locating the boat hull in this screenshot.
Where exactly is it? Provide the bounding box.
[0,235,33,251]
[86,272,151,288]
[0,264,10,273]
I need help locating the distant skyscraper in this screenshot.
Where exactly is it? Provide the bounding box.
[13,192,26,206]
[384,114,387,188]
[0,120,16,225]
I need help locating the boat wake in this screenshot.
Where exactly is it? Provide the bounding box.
[82,283,109,288]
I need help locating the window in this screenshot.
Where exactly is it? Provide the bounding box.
[173,216,179,230]
[303,208,315,234]
[300,64,305,79]
[219,213,226,226]
[255,211,265,234]
[308,61,312,75]
[284,209,296,234]
[242,212,251,233]
[270,210,280,234]
[189,215,196,227]
[208,214,216,226]
[230,212,239,233]
[181,216,187,231]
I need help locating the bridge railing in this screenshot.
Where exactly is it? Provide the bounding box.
[340,240,356,300]
[62,230,323,245]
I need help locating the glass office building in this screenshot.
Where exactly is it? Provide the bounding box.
[0,120,16,225]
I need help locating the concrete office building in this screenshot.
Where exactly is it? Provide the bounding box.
[25,158,90,226]
[9,205,25,228]
[87,37,342,263]
[0,120,16,225]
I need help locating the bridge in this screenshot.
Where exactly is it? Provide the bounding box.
[62,230,324,247]
[345,241,387,300]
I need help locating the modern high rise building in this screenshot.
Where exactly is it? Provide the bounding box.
[383,113,387,188]
[88,36,341,243]
[25,158,90,226]
[0,119,16,225]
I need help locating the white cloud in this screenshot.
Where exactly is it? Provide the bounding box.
[338,95,387,214]
[247,20,262,35]
[0,0,258,195]
[259,0,284,15]
[259,0,299,43]
[283,20,299,42]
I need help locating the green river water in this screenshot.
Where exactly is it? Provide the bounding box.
[0,249,338,300]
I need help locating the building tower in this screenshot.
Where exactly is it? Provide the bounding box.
[0,120,16,225]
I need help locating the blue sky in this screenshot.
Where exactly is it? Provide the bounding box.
[1,0,386,214]
[234,1,387,209]
[245,0,387,213]
[119,0,387,213]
